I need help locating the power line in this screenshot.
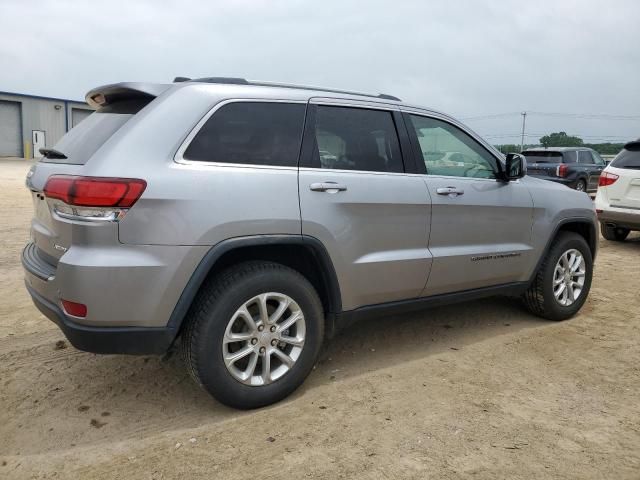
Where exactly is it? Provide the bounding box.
[528,111,640,120]
[520,112,527,152]
[459,112,521,121]
[482,133,631,139]
[461,111,640,121]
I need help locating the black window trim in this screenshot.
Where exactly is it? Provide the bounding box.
[402,111,503,179]
[299,101,410,174]
[174,98,308,170]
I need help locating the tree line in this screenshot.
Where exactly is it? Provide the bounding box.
[495,132,629,155]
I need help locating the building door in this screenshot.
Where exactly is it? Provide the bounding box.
[32,130,46,158]
[72,108,93,127]
[0,100,22,157]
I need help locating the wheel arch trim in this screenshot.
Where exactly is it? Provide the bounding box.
[166,234,342,336]
[529,217,598,285]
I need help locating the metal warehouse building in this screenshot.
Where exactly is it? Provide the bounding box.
[0,91,93,158]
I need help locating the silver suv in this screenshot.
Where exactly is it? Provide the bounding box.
[23,78,597,408]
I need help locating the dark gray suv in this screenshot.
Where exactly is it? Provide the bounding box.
[523,147,606,193]
[23,77,598,408]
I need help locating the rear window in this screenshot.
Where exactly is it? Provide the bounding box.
[184,102,306,167]
[523,151,563,163]
[610,146,640,169]
[40,112,132,165]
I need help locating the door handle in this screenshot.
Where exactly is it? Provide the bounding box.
[310,182,347,192]
[436,186,464,196]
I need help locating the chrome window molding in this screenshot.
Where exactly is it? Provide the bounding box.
[400,107,506,165]
[173,98,306,168]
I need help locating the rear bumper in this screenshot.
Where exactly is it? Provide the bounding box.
[21,240,202,355]
[25,281,175,354]
[597,207,640,231]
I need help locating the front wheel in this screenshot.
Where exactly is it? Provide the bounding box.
[181,261,324,409]
[522,232,593,320]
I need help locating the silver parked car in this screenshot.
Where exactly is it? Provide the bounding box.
[23,78,598,408]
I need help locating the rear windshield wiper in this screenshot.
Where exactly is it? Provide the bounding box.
[39,148,67,159]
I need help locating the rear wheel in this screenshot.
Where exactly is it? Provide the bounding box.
[181,261,324,409]
[574,179,587,192]
[601,223,630,242]
[523,232,593,320]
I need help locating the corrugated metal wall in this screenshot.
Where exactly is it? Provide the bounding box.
[0,92,93,158]
[0,100,22,156]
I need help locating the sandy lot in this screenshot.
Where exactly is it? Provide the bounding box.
[1,159,639,479]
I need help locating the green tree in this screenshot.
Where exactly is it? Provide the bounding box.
[583,143,625,155]
[494,143,538,153]
[540,132,584,147]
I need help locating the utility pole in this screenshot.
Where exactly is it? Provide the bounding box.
[520,111,527,152]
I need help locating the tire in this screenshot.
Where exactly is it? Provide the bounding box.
[574,179,587,192]
[181,261,324,409]
[601,223,630,242]
[522,232,593,321]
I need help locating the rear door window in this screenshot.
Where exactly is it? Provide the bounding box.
[578,151,594,164]
[184,102,306,167]
[310,105,404,173]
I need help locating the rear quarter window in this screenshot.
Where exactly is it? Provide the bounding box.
[183,102,306,167]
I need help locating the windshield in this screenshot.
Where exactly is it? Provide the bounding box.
[523,151,563,163]
[39,112,132,165]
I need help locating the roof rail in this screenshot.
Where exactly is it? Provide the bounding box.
[174,76,401,101]
[192,77,250,85]
[248,80,401,102]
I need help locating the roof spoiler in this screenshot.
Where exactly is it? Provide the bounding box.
[85,82,170,109]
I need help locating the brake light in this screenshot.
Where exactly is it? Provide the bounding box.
[598,171,619,187]
[44,176,146,207]
[61,299,87,318]
[556,164,569,178]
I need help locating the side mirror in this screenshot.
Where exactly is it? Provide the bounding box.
[503,153,527,181]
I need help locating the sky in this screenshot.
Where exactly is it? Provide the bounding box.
[1,0,639,145]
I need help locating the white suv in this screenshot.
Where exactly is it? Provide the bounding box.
[596,139,640,241]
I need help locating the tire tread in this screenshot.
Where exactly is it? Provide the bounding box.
[180,261,323,408]
[523,231,592,320]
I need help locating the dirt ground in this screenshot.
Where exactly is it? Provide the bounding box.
[1,158,639,479]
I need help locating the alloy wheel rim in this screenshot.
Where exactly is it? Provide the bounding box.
[576,182,585,191]
[222,292,305,386]
[553,249,586,306]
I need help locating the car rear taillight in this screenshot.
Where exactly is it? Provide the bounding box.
[61,299,87,318]
[598,171,619,187]
[556,164,569,178]
[44,176,146,208]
